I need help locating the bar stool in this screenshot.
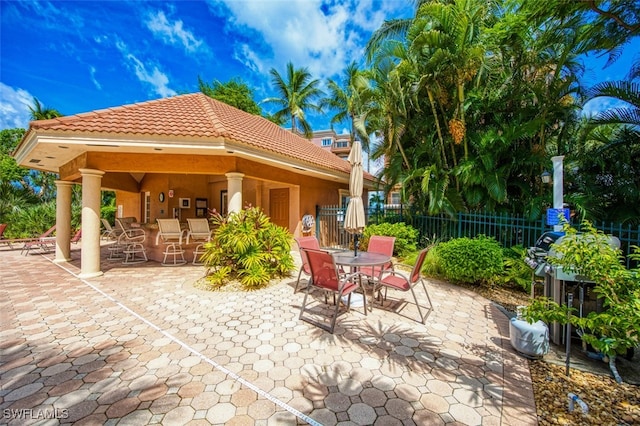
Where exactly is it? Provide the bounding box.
[163,243,186,266]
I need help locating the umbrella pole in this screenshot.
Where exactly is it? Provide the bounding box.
[354,234,359,256]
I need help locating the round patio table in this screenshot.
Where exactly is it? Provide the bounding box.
[332,251,391,311]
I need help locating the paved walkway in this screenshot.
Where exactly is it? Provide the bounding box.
[0,244,537,425]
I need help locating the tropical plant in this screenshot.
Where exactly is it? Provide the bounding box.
[501,245,535,293]
[198,76,262,115]
[200,206,295,289]
[262,62,324,138]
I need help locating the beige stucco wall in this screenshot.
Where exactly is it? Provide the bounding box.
[104,154,369,235]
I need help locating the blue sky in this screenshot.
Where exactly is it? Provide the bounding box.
[0,0,637,132]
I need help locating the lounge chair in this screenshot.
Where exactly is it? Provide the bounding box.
[21,225,57,255]
[71,229,82,244]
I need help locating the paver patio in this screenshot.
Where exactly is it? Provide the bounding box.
[0,244,537,425]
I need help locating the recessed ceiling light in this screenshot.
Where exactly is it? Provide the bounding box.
[29,159,41,163]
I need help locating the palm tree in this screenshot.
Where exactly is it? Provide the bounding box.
[28,97,62,120]
[322,62,371,146]
[262,62,324,139]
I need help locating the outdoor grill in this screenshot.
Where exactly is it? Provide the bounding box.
[525,231,620,345]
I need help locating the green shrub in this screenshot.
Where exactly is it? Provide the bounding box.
[200,206,295,290]
[435,235,504,284]
[361,222,418,257]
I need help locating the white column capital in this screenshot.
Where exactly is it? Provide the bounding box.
[225,172,245,180]
[79,168,105,178]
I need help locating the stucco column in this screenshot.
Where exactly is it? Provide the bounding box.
[54,180,74,263]
[79,168,105,278]
[225,172,244,214]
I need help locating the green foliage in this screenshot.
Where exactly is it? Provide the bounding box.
[6,201,57,237]
[435,236,504,284]
[199,77,262,115]
[361,222,418,257]
[501,245,534,293]
[523,221,640,362]
[200,206,295,290]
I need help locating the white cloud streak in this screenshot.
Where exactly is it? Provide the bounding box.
[115,39,177,98]
[0,83,33,129]
[207,0,407,81]
[145,10,207,54]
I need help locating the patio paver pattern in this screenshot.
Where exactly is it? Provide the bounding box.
[0,246,537,425]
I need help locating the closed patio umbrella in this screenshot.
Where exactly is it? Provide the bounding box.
[344,140,366,256]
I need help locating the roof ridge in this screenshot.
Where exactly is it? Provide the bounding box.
[194,93,228,135]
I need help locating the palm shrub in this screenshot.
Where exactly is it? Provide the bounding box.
[200,206,295,290]
[501,245,535,293]
[361,222,418,257]
[435,236,504,285]
[522,221,640,383]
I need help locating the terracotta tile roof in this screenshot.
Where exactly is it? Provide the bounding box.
[29,93,373,179]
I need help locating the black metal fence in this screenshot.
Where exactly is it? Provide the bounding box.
[315,205,640,268]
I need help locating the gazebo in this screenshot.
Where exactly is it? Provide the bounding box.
[13,93,376,277]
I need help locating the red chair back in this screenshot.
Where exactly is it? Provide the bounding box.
[304,249,340,292]
[0,224,7,238]
[366,235,395,272]
[410,247,431,284]
[295,236,320,274]
[368,235,395,257]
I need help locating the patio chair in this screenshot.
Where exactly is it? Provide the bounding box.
[0,224,13,249]
[156,218,187,266]
[293,236,321,293]
[115,217,137,234]
[21,225,57,255]
[186,218,212,265]
[299,248,365,333]
[376,246,433,324]
[359,235,395,283]
[101,219,118,240]
[117,228,148,264]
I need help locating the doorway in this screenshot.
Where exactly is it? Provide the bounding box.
[269,188,290,229]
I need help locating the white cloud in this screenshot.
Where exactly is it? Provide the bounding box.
[207,0,408,81]
[89,66,102,90]
[115,39,176,98]
[233,44,265,74]
[0,83,33,130]
[145,10,206,54]
[582,97,630,118]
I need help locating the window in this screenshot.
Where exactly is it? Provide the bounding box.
[144,192,150,224]
[335,140,348,148]
[390,192,401,205]
[321,138,332,147]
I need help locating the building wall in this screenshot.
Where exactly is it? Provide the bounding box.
[112,163,353,235]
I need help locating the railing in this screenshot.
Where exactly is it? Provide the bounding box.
[316,205,640,268]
